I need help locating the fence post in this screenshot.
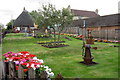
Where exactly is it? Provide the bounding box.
[0,60,6,79]
[40,71,48,80]
[18,65,24,79]
[28,67,35,79]
[55,73,64,80]
[8,61,16,79]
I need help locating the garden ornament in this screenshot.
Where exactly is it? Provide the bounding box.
[86,30,94,44]
[80,44,97,65]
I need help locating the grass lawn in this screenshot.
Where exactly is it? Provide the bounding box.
[2,33,119,78]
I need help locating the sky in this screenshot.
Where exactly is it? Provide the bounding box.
[0,0,119,27]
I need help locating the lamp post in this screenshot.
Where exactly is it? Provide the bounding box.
[83,20,86,41]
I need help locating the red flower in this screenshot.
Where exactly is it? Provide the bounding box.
[20,51,28,54]
[23,69,28,72]
[16,66,19,70]
[14,57,20,60]
[22,63,27,65]
[25,58,29,60]
[29,54,35,57]
[4,60,8,62]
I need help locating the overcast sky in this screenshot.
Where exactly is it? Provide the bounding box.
[0,0,119,26]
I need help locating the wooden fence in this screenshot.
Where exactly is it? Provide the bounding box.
[0,60,64,80]
[91,29,120,40]
[63,27,120,40]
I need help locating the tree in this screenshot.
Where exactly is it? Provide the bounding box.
[30,4,73,44]
[0,23,4,29]
[57,7,73,42]
[30,10,44,27]
[6,19,15,30]
[34,4,60,42]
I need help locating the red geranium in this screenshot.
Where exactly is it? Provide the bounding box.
[20,51,29,54]
[23,69,28,72]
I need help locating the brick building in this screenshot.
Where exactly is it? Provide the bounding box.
[67,13,120,40]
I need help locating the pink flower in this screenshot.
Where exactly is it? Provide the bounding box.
[29,59,33,62]
[7,52,12,54]
[19,61,24,64]
[11,53,18,56]
[21,59,27,62]
[4,54,10,58]
[14,61,19,64]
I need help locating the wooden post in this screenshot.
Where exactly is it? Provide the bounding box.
[8,61,16,79]
[18,65,24,79]
[28,67,35,79]
[55,73,64,80]
[0,60,6,79]
[40,71,48,80]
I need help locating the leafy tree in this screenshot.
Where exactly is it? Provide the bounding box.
[30,10,44,27]
[57,7,73,42]
[30,4,73,44]
[6,19,15,30]
[0,23,4,29]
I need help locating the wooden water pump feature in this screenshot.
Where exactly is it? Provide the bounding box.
[80,44,98,65]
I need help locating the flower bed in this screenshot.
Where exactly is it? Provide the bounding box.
[41,43,69,48]
[62,36,72,41]
[37,40,65,44]
[3,51,54,77]
[34,33,51,38]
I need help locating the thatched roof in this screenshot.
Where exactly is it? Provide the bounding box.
[72,13,120,27]
[13,8,34,27]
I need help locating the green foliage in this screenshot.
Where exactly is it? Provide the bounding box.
[0,23,4,29]
[30,4,73,43]
[6,19,15,30]
[29,10,44,28]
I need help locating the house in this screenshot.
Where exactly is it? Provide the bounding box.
[13,7,34,33]
[63,8,100,34]
[68,13,120,40]
[71,9,100,20]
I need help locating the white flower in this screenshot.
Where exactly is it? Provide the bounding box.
[9,59,13,61]
[18,53,22,55]
[31,64,36,70]
[26,53,29,55]
[44,66,49,69]
[31,64,34,67]
[48,72,54,77]
[45,68,52,72]
[26,63,29,67]
[32,67,36,70]
[38,59,44,63]
[40,65,44,67]
[6,58,9,60]
[33,57,37,60]
[36,65,40,68]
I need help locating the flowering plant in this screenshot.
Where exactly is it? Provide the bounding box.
[75,35,84,39]
[3,51,54,77]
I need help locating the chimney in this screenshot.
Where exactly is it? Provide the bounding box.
[95,9,98,14]
[23,7,25,11]
[67,5,71,12]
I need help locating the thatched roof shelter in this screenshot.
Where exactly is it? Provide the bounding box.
[13,8,34,27]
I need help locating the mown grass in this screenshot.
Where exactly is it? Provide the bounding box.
[2,33,119,78]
